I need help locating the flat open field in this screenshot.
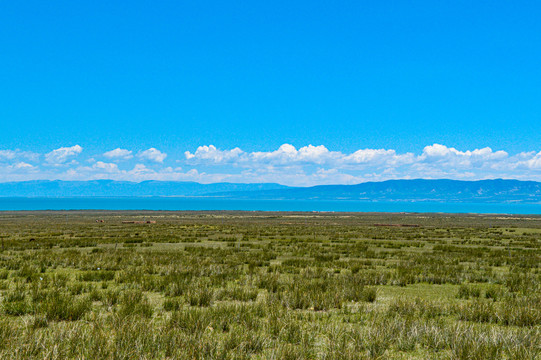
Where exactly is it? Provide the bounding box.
[0,211,539,359]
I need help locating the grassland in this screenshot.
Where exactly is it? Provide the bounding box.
[0,211,539,359]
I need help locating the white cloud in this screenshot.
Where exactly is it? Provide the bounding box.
[67,161,119,178]
[103,148,133,160]
[0,149,39,162]
[421,144,508,165]
[186,144,345,166]
[9,162,37,172]
[516,151,541,170]
[180,143,541,185]
[185,145,244,164]
[185,144,413,169]
[45,145,83,165]
[129,163,155,176]
[409,144,514,177]
[138,148,167,163]
[344,148,414,167]
[1,143,541,185]
[251,144,340,165]
[93,161,119,172]
[0,150,17,160]
[0,162,38,181]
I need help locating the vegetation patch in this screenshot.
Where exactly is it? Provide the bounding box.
[0,211,539,359]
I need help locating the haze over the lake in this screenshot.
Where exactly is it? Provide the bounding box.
[1,2,540,186]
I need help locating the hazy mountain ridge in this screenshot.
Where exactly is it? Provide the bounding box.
[216,179,541,203]
[0,179,540,203]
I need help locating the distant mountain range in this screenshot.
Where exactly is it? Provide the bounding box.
[215,179,541,203]
[0,179,540,203]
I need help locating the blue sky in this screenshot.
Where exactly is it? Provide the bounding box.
[1,1,540,185]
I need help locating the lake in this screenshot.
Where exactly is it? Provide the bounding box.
[1,197,541,214]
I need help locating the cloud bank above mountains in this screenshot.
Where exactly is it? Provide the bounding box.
[1,144,540,186]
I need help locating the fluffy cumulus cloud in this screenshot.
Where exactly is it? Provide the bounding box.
[0,162,39,182]
[103,148,133,160]
[45,145,83,165]
[1,143,541,185]
[420,144,508,167]
[185,145,244,164]
[185,144,414,169]
[251,144,341,165]
[517,151,541,170]
[344,149,414,167]
[6,162,37,172]
[138,148,167,163]
[182,143,541,185]
[92,161,119,172]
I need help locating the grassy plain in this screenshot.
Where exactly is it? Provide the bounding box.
[0,211,539,359]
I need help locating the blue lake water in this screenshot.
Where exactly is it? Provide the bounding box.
[0,197,540,214]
